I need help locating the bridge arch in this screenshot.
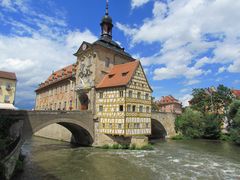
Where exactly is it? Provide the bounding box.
[151,112,177,138]
[150,119,167,139]
[32,118,94,146]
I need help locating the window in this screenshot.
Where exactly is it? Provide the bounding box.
[105,58,110,67]
[119,105,124,112]
[146,123,149,128]
[128,90,133,98]
[146,106,150,113]
[119,91,123,97]
[65,85,68,92]
[118,124,122,129]
[122,72,128,76]
[69,100,73,110]
[99,92,103,99]
[108,74,115,78]
[64,101,67,110]
[132,105,136,112]
[139,106,143,112]
[137,92,141,99]
[127,105,131,112]
[102,123,105,128]
[99,105,103,112]
[4,95,10,103]
[134,123,140,129]
[6,83,11,91]
[58,102,61,110]
[145,93,149,100]
[109,123,113,128]
[127,123,131,129]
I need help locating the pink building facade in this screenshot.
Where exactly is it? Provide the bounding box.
[156,95,182,114]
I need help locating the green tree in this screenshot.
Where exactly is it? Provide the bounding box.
[191,85,233,115]
[191,88,210,114]
[203,113,223,139]
[230,110,240,145]
[228,100,240,120]
[175,108,204,138]
[228,100,240,145]
[214,85,233,114]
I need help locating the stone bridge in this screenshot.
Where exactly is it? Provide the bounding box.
[151,112,177,139]
[0,110,94,146]
[0,110,177,145]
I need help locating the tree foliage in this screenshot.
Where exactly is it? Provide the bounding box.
[175,108,204,138]
[175,108,223,139]
[191,85,233,115]
[228,100,240,145]
[203,113,223,139]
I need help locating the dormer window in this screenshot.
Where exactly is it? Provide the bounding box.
[108,74,115,78]
[122,72,128,76]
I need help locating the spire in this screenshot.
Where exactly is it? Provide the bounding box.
[100,0,113,40]
[106,0,109,16]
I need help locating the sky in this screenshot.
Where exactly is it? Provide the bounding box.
[0,0,239,109]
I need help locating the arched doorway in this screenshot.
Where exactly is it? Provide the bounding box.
[79,93,89,110]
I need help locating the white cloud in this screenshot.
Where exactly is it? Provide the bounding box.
[131,0,150,9]
[118,0,240,81]
[0,1,98,108]
[217,67,226,74]
[184,79,200,86]
[66,30,97,51]
[179,94,193,107]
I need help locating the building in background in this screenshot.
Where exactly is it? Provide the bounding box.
[35,64,76,111]
[156,95,182,114]
[0,70,17,109]
[232,89,240,99]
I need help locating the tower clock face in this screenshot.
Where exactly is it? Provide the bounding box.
[82,44,87,51]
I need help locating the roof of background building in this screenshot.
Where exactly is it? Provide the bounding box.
[0,71,17,80]
[157,95,181,105]
[96,61,140,89]
[232,90,240,97]
[36,64,75,91]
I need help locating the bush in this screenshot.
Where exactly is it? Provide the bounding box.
[220,134,232,141]
[230,110,240,145]
[203,114,223,139]
[101,144,110,149]
[112,144,120,149]
[171,134,186,140]
[175,108,205,138]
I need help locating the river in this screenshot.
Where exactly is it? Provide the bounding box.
[13,137,240,180]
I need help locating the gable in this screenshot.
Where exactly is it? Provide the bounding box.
[74,41,92,56]
[127,63,152,92]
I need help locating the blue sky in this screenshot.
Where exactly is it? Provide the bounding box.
[0,0,239,109]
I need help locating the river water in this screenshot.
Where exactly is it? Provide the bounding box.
[13,137,240,180]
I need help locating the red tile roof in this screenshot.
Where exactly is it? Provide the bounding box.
[157,95,181,105]
[36,64,75,91]
[232,90,240,98]
[0,71,17,80]
[96,61,140,89]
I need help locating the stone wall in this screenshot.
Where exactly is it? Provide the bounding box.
[34,124,72,142]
